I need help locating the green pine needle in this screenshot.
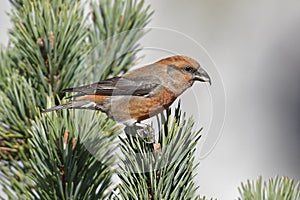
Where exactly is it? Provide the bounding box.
[238,176,300,200]
[89,0,154,80]
[27,110,119,199]
[1,0,153,199]
[114,104,203,200]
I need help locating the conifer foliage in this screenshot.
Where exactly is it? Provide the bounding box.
[238,176,300,200]
[114,105,203,200]
[0,0,153,199]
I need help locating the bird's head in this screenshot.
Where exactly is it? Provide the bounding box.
[158,55,211,85]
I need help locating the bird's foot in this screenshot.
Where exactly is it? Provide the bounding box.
[124,123,156,144]
[135,123,156,144]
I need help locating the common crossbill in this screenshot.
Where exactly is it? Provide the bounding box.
[43,55,211,126]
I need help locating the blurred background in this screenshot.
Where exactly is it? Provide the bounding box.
[1,0,300,199]
[141,0,300,199]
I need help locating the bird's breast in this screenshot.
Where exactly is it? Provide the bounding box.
[109,87,177,123]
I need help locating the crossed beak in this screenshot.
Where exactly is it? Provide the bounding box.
[193,68,211,85]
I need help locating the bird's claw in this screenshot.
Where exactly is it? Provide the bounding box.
[136,124,155,144]
[124,123,156,144]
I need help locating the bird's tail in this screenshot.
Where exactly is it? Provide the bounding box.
[42,100,96,113]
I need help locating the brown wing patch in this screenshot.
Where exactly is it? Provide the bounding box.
[77,95,108,104]
[62,76,158,98]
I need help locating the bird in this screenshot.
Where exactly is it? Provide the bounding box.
[43,55,211,127]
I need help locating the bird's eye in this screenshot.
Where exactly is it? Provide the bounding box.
[183,66,195,73]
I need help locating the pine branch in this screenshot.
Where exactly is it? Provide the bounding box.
[88,0,153,80]
[0,0,152,161]
[1,108,119,199]
[1,0,153,199]
[9,0,91,95]
[27,110,119,199]
[238,176,300,200]
[113,104,203,200]
[0,0,91,161]
[0,74,44,160]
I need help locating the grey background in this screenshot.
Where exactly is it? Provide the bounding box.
[142,0,300,199]
[1,0,300,199]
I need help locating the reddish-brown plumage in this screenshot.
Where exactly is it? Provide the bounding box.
[78,95,108,104]
[128,87,177,121]
[158,55,199,68]
[43,55,211,126]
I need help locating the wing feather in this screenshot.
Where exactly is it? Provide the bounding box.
[62,77,159,98]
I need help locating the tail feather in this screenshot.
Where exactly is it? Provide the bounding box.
[42,100,96,113]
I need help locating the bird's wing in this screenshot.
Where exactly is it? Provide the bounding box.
[62,76,160,98]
